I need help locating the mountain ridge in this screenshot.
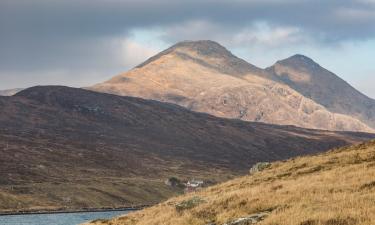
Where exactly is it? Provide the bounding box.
[90,40,375,133]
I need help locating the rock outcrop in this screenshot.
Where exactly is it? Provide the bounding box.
[223,212,270,225]
[249,162,271,174]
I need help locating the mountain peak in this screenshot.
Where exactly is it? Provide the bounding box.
[289,54,313,61]
[173,40,222,47]
[136,40,238,69]
[171,40,230,55]
[276,54,320,69]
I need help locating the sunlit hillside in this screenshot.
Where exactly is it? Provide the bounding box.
[86,140,375,225]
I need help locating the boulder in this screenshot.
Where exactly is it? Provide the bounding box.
[249,162,271,174]
[223,212,270,225]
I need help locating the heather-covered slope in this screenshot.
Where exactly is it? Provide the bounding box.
[90,40,373,132]
[1,86,373,212]
[86,140,375,225]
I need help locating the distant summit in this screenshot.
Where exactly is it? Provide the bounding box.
[90,40,375,132]
[0,88,24,96]
[268,54,375,128]
[276,54,319,69]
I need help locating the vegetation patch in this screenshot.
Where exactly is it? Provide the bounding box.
[296,165,324,176]
[324,217,357,225]
[299,219,318,225]
[275,172,292,179]
[91,218,110,223]
[165,177,185,188]
[359,181,375,190]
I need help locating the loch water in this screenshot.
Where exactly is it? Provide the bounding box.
[0,210,131,225]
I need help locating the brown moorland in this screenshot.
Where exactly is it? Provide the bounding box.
[1,86,374,212]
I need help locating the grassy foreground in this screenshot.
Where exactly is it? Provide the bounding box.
[85,140,375,225]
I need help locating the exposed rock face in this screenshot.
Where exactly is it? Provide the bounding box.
[267,54,375,129]
[90,40,374,132]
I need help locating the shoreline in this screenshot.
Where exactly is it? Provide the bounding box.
[0,205,149,216]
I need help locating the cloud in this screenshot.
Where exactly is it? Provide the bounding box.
[120,39,159,68]
[0,0,374,90]
[232,24,306,48]
[158,20,311,50]
[335,7,375,22]
[351,73,375,98]
[1,0,374,43]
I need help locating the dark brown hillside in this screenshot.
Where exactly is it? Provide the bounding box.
[0,86,373,212]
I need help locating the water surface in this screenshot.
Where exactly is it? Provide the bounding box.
[0,210,131,225]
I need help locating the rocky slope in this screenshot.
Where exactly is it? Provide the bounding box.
[85,140,375,225]
[1,86,373,212]
[90,40,374,132]
[267,54,375,129]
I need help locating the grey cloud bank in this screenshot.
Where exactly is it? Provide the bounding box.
[0,0,374,96]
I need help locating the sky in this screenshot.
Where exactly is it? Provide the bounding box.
[0,0,374,97]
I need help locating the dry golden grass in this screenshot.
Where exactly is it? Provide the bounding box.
[85,140,375,225]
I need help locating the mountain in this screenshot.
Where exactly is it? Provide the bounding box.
[85,140,375,225]
[267,54,375,129]
[1,86,374,212]
[136,40,264,76]
[90,40,374,133]
[0,88,23,96]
